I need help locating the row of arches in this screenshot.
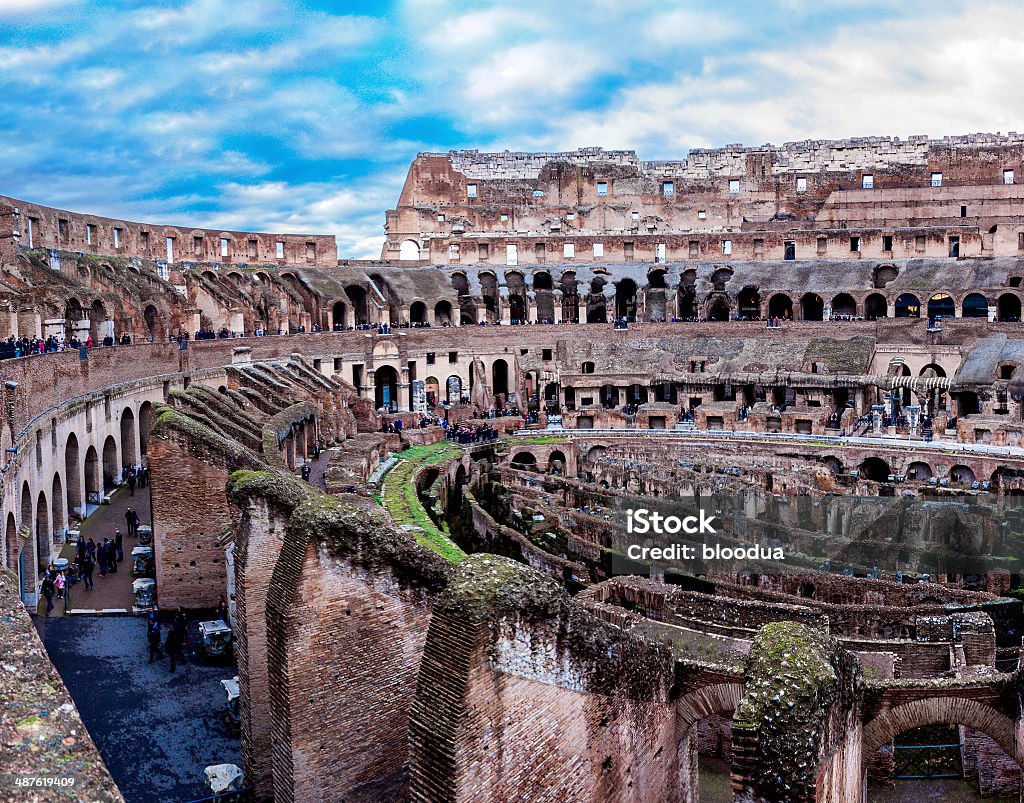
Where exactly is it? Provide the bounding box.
[447,268,1024,323]
[3,400,156,598]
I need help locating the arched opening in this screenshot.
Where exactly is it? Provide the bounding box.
[706,298,730,322]
[600,385,620,408]
[858,457,892,482]
[863,699,1021,800]
[144,304,160,338]
[345,285,370,326]
[831,293,857,318]
[410,301,427,325]
[399,239,421,260]
[873,264,899,289]
[533,271,553,290]
[64,433,82,518]
[737,287,760,319]
[102,436,118,492]
[961,293,989,318]
[997,293,1021,322]
[424,376,440,408]
[120,407,137,468]
[895,293,921,318]
[19,483,32,577]
[374,366,399,411]
[547,449,567,475]
[586,296,607,323]
[492,359,509,399]
[434,300,453,326]
[446,375,462,404]
[676,685,743,803]
[920,363,946,378]
[586,446,606,463]
[907,462,932,480]
[35,491,49,574]
[90,299,107,344]
[677,273,698,319]
[510,451,537,470]
[823,456,843,475]
[927,292,955,321]
[800,293,824,321]
[451,272,470,295]
[5,513,17,586]
[615,279,637,320]
[768,294,793,320]
[865,293,888,319]
[332,300,347,330]
[509,294,526,324]
[560,271,579,322]
[139,402,155,455]
[480,272,500,322]
[51,474,65,540]
[949,465,975,484]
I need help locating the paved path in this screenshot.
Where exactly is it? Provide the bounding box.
[34,614,241,803]
[38,485,152,617]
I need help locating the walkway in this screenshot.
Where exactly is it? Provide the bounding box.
[37,484,152,617]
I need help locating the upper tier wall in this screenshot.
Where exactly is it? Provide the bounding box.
[1,195,338,266]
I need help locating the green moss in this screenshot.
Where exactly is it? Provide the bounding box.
[378,441,467,562]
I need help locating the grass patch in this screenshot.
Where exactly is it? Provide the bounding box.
[379,441,467,563]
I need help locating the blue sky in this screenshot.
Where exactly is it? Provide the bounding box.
[1,0,1021,258]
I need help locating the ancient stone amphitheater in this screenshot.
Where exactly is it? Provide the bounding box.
[1,133,1024,802]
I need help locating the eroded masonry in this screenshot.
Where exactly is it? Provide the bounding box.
[2,133,1024,802]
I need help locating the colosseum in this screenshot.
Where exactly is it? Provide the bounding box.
[2,133,1024,803]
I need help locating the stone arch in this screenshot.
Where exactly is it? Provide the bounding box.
[434,300,453,326]
[997,293,1021,322]
[4,512,17,574]
[35,490,49,573]
[927,292,955,320]
[139,401,155,456]
[894,293,920,318]
[480,272,500,322]
[332,300,347,330]
[858,457,891,482]
[873,264,899,289]
[547,449,567,475]
[491,359,509,398]
[586,445,607,463]
[345,285,370,326]
[768,294,793,320]
[143,304,162,338]
[710,267,733,292]
[615,278,638,320]
[374,365,399,411]
[962,292,989,318]
[410,301,427,324]
[399,239,421,261]
[949,464,975,484]
[737,287,760,319]
[102,435,118,491]
[865,293,888,319]
[560,271,579,322]
[51,474,65,538]
[509,450,537,470]
[446,375,462,404]
[19,481,32,543]
[90,299,107,343]
[450,272,470,295]
[675,683,744,801]
[831,293,857,317]
[83,445,99,504]
[862,697,1018,768]
[800,292,824,321]
[120,407,138,467]
[706,297,730,322]
[907,461,932,480]
[64,433,82,517]
[533,270,553,290]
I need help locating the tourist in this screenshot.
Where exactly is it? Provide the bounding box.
[41,572,55,616]
[166,612,187,673]
[125,507,140,538]
[147,612,162,663]
[98,539,109,576]
[217,594,229,624]
[82,552,94,590]
[127,468,137,496]
[115,529,124,562]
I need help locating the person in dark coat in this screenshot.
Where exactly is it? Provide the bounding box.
[125,508,140,538]
[147,613,162,663]
[98,539,109,576]
[107,537,117,573]
[127,469,137,497]
[41,574,55,615]
[81,553,94,590]
[166,612,187,672]
[115,529,124,562]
